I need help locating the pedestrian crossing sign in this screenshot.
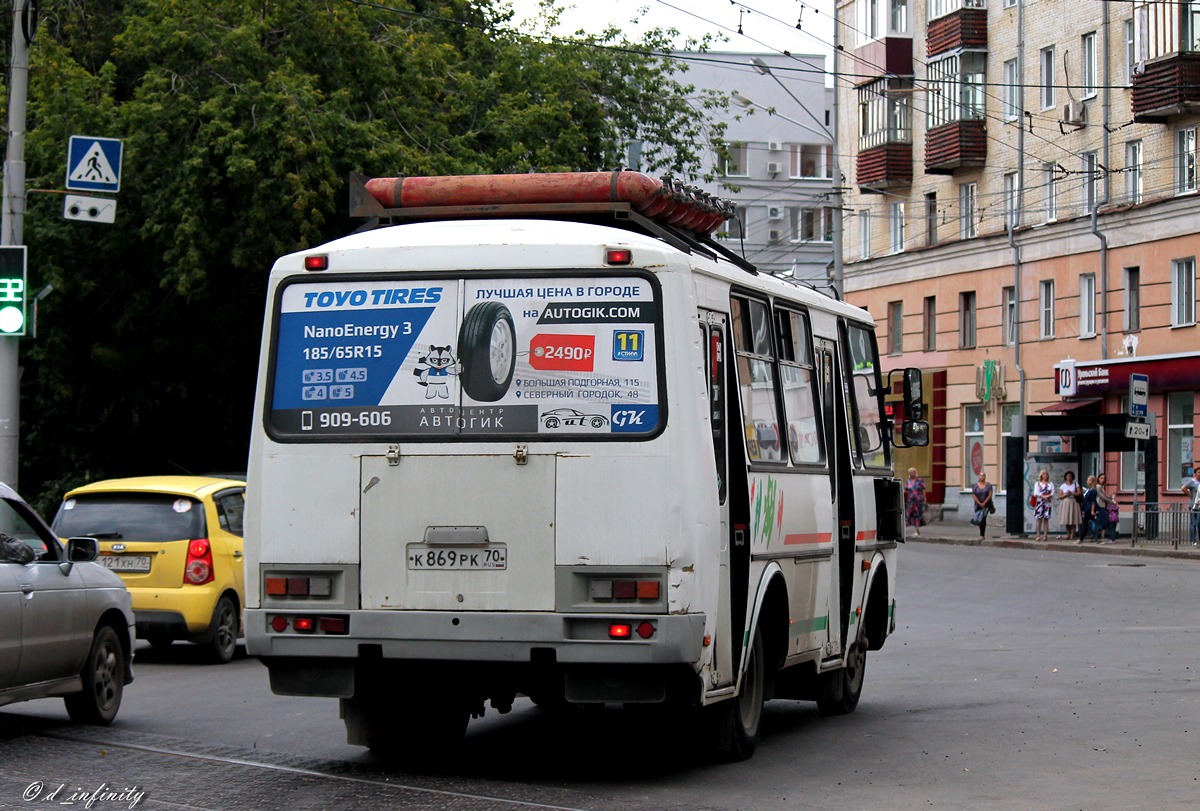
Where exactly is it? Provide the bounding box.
[66,135,123,193]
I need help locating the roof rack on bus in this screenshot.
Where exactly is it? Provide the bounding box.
[347,171,758,275]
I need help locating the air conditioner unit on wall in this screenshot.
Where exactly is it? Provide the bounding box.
[767,205,783,220]
[768,229,783,242]
[767,141,782,152]
[1062,100,1086,126]
[767,161,782,175]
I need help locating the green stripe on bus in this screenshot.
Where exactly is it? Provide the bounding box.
[789,616,828,636]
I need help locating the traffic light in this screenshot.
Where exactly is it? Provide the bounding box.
[0,246,27,337]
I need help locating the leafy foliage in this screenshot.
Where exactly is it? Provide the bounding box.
[0,0,727,510]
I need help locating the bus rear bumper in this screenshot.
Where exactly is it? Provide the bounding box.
[246,608,705,664]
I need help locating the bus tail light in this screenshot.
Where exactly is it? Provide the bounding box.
[264,574,332,598]
[267,614,349,635]
[589,577,662,602]
[608,623,632,639]
[184,539,214,585]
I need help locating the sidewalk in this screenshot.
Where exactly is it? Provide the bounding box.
[908,519,1200,561]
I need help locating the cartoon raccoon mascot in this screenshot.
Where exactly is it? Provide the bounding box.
[413,345,459,399]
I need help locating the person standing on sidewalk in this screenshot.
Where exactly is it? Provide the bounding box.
[972,473,995,539]
[1057,471,1082,541]
[1079,475,1099,543]
[905,467,926,538]
[1094,473,1119,544]
[1033,469,1055,541]
[1181,465,1200,546]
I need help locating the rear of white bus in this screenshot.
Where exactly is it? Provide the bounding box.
[244,218,721,749]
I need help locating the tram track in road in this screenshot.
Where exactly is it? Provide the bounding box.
[1,714,689,811]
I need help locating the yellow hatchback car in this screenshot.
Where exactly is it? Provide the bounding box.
[52,476,246,663]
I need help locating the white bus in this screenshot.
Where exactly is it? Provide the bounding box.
[245,172,926,760]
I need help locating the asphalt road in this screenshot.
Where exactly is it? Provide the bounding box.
[1,543,1197,810]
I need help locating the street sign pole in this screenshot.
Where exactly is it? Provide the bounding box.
[1,1,31,488]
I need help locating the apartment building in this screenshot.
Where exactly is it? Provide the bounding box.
[668,52,835,282]
[835,0,1200,524]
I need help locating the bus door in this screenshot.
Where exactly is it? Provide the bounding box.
[699,309,735,688]
[814,337,853,659]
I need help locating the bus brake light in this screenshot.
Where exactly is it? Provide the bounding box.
[608,623,632,639]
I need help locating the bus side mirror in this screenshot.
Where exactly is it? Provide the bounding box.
[904,368,923,420]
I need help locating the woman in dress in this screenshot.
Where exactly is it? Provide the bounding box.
[971,472,995,539]
[904,467,926,537]
[1057,471,1081,541]
[1033,469,1055,541]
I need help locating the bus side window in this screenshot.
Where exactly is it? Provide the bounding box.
[730,296,783,464]
[845,323,888,469]
[776,309,825,465]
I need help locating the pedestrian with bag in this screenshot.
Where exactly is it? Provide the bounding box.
[905,467,927,537]
[1094,473,1119,544]
[1057,471,1082,541]
[1078,475,1098,543]
[1032,469,1055,541]
[1181,465,1200,546]
[971,472,995,539]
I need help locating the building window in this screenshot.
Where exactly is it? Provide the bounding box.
[858,78,913,151]
[1177,126,1198,193]
[927,52,986,130]
[960,182,977,238]
[790,144,828,179]
[1186,1,1200,51]
[930,0,986,22]
[1172,257,1196,327]
[1044,163,1058,222]
[1167,392,1195,487]
[925,191,938,247]
[1040,279,1055,338]
[1003,171,1019,229]
[1040,46,1055,110]
[889,202,905,253]
[792,207,833,242]
[1125,18,1136,84]
[890,0,909,34]
[960,291,977,349]
[1126,140,1143,205]
[1081,32,1098,98]
[1083,152,1100,214]
[1002,59,1019,121]
[859,210,871,259]
[1002,285,1017,346]
[1124,266,1141,332]
[964,404,986,486]
[923,296,937,351]
[888,301,904,354]
[724,143,748,177]
[1080,273,1096,338]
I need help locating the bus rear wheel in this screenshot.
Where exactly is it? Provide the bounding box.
[816,639,866,716]
[710,624,765,761]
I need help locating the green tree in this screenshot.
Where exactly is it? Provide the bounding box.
[1,0,727,511]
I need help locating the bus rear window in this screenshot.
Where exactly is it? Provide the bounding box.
[266,274,664,441]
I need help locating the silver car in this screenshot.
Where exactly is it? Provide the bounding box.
[0,481,135,724]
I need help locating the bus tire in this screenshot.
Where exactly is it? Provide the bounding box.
[458,302,516,402]
[816,638,866,716]
[711,624,765,761]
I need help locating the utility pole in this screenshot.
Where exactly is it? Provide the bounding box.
[1,0,31,487]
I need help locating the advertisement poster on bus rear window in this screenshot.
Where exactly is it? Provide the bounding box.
[268,275,661,439]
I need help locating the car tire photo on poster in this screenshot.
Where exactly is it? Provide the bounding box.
[458,302,516,402]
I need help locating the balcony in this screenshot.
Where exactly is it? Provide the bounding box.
[926,8,988,57]
[855,37,914,81]
[925,120,987,174]
[1132,53,1200,122]
[857,144,913,191]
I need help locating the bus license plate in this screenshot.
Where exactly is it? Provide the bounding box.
[406,544,507,571]
[99,554,152,573]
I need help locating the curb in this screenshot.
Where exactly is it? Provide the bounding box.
[908,534,1200,561]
